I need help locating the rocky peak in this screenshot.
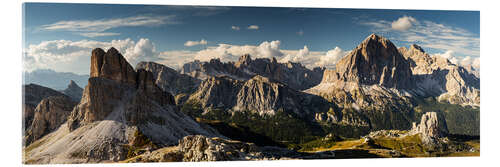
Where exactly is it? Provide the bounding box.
[236,54,253,67]
[63,80,84,101]
[68,47,175,130]
[334,34,413,89]
[90,47,136,85]
[409,44,425,53]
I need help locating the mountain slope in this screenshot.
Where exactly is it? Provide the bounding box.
[23,84,72,135]
[24,48,220,164]
[24,95,76,146]
[399,44,480,106]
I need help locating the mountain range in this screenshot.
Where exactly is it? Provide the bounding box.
[24,69,89,90]
[23,34,480,163]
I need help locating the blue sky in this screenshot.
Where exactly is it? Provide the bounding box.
[23,3,480,75]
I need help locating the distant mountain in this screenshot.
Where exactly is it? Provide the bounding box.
[24,69,89,90]
[180,54,325,91]
[136,62,201,104]
[62,80,84,101]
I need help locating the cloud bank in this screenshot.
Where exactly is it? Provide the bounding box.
[24,38,160,74]
[25,38,349,74]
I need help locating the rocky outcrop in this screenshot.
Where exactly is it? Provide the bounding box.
[124,135,341,162]
[180,54,324,90]
[24,95,76,145]
[410,112,448,145]
[187,76,243,110]
[136,61,201,97]
[23,84,68,134]
[25,47,219,164]
[399,44,480,106]
[62,80,84,101]
[178,135,262,161]
[90,47,136,85]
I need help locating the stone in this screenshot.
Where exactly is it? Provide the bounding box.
[178,135,261,161]
[410,112,448,145]
[24,95,76,145]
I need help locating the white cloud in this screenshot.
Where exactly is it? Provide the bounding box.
[248,25,259,30]
[78,32,121,38]
[231,26,240,31]
[159,41,348,70]
[41,15,176,37]
[184,39,208,47]
[25,38,349,75]
[24,38,160,74]
[315,47,348,68]
[281,45,309,62]
[391,16,417,31]
[433,50,480,70]
[191,40,283,62]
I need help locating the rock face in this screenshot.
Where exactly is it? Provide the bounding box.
[178,135,262,161]
[410,112,448,145]
[25,47,219,164]
[187,75,327,117]
[180,54,324,90]
[399,44,480,106]
[24,95,76,145]
[62,80,84,101]
[90,47,136,85]
[306,34,414,111]
[334,34,414,89]
[136,61,201,98]
[23,84,69,134]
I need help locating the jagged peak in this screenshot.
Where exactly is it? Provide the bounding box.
[236,54,253,67]
[66,80,80,89]
[409,44,425,53]
[90,47,136,85]
[362,33,390,44]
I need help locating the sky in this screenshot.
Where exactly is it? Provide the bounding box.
[23,3,480,75]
